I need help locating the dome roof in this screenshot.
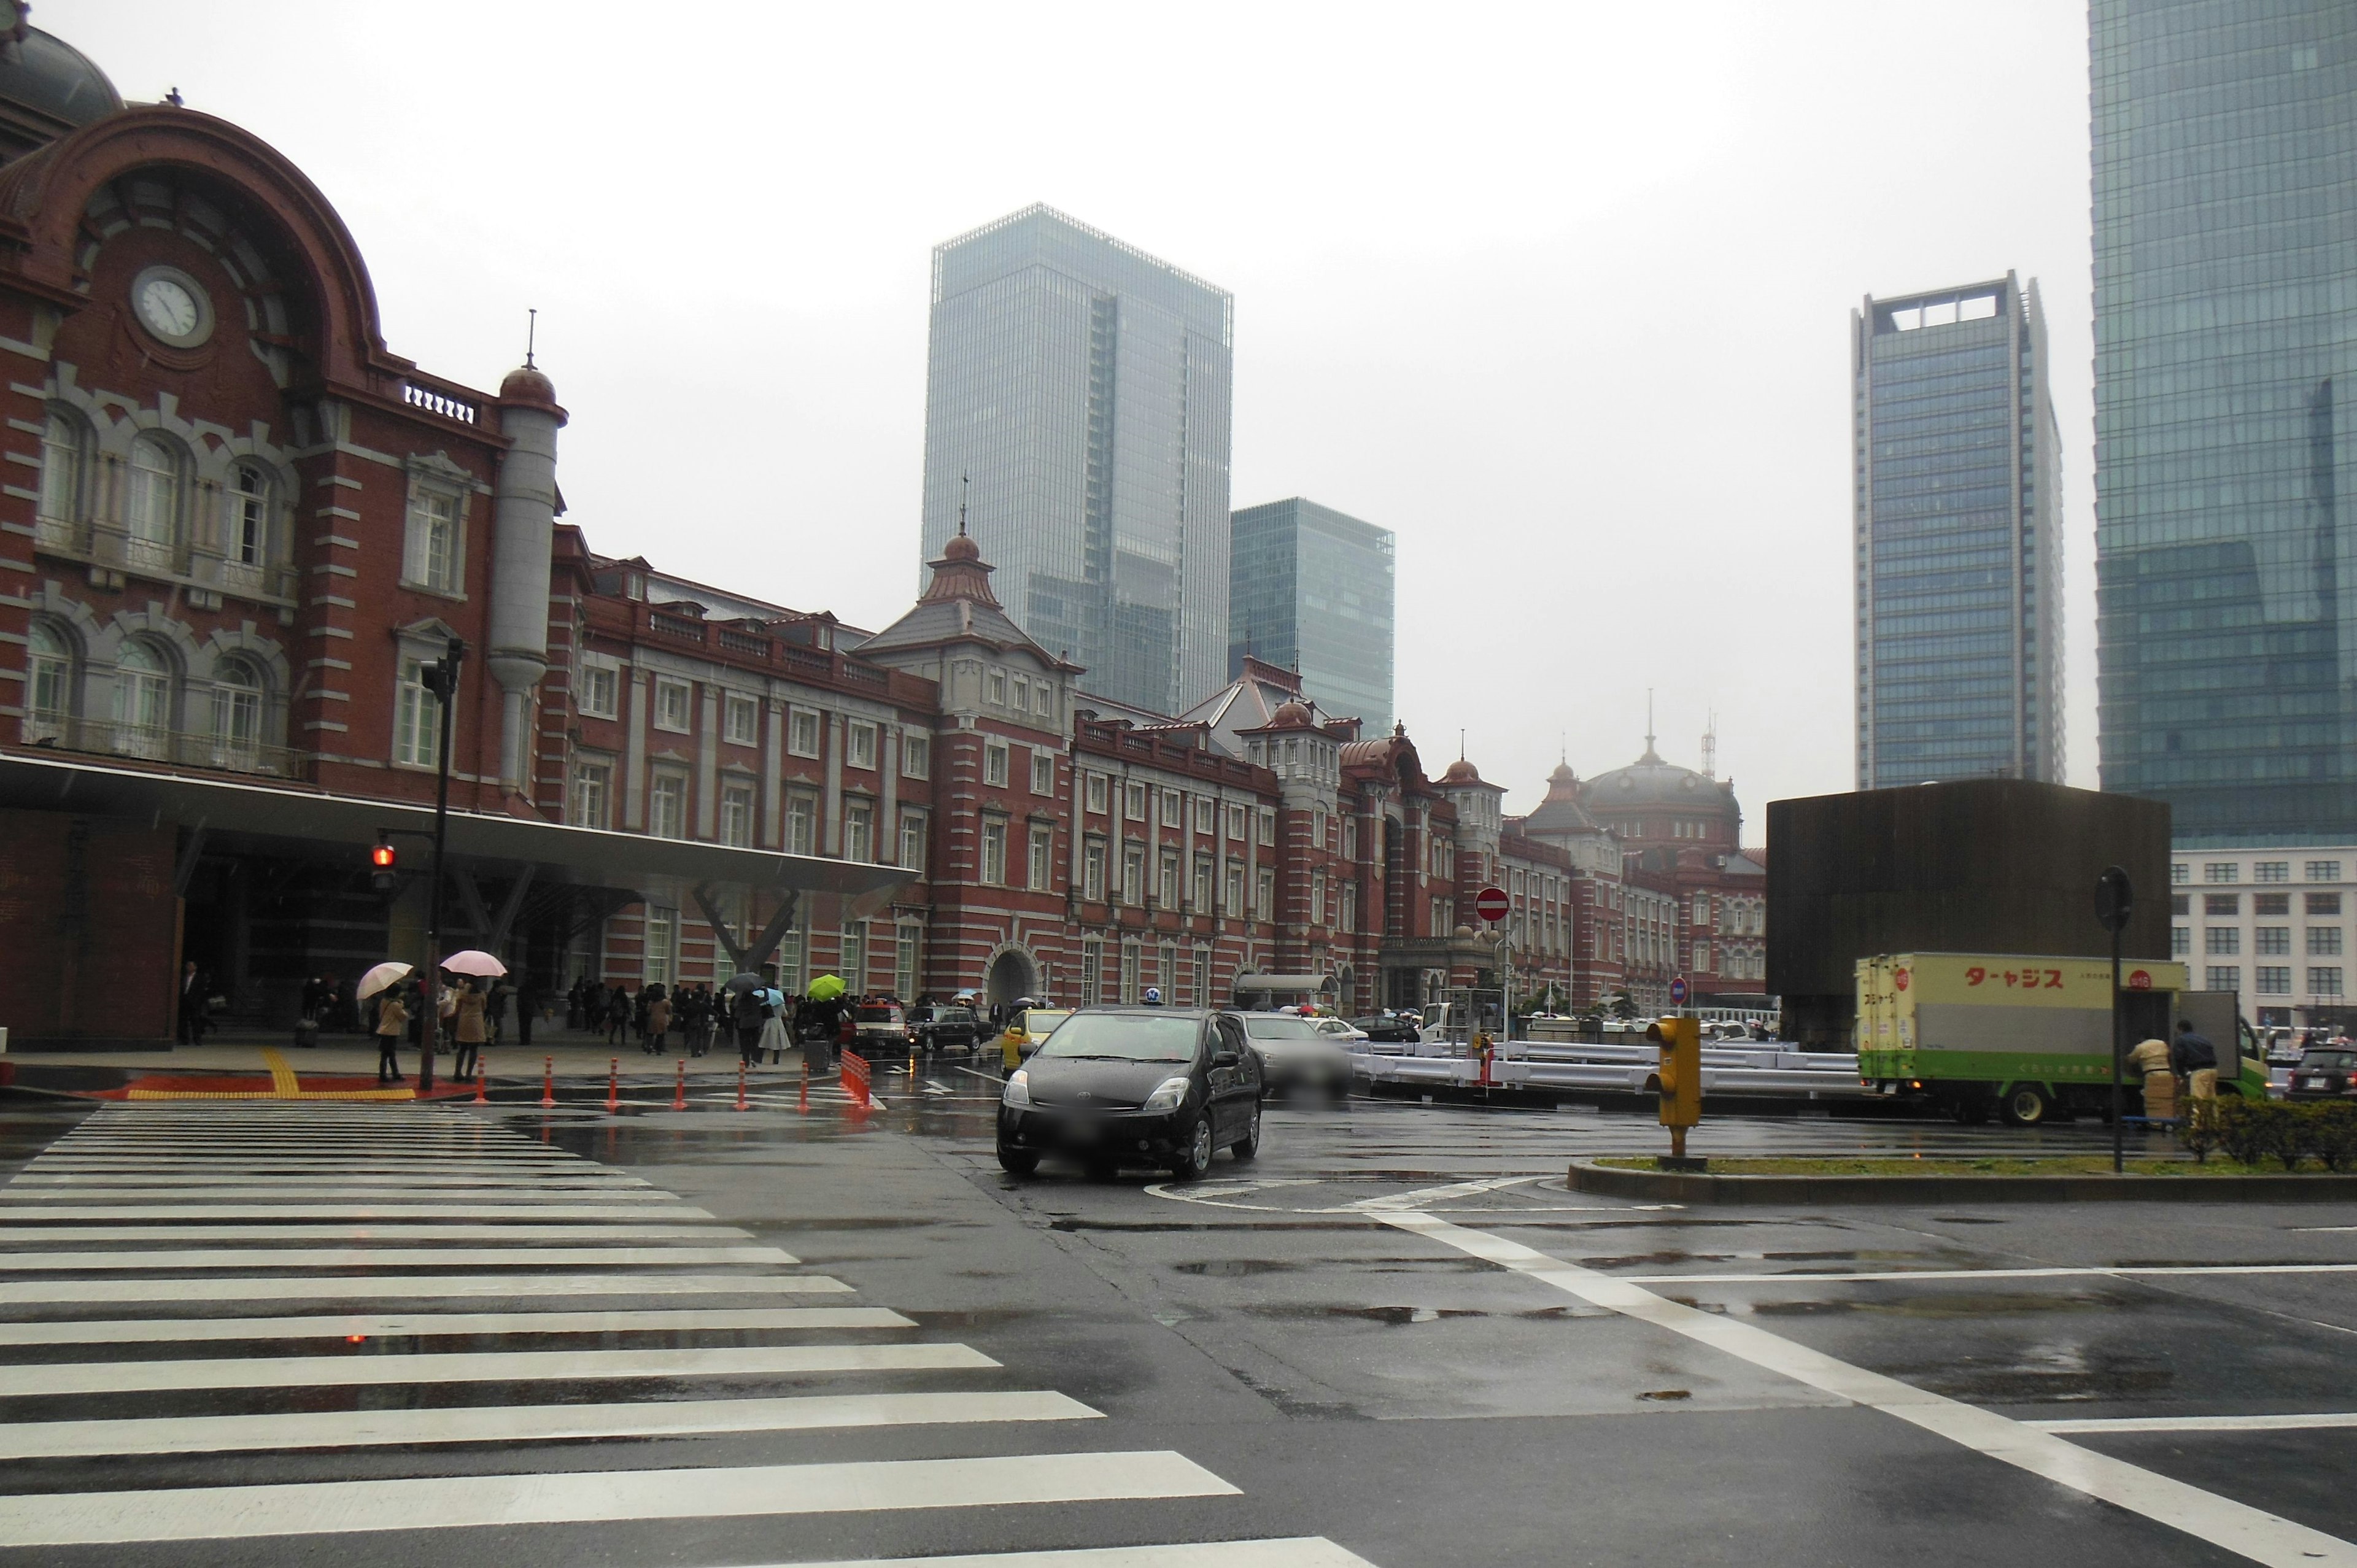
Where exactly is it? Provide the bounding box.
[1521,761,1601,836]
[1584,746,1735,813]
[0,28,121,137]
[1438,757,1482,786]
[498,362,559,408]
[941,532,981,563]
[1269,700,1314,728]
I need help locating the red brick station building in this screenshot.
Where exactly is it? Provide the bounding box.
[0,23,1765,1046]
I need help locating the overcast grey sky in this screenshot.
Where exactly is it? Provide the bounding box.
[72,1,2096,840]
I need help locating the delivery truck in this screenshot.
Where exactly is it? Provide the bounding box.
[1855,952,2266,1126]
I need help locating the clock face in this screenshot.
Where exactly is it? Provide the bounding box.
[129,266,212,348]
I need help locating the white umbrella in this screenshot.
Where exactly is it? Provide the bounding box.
[440,949,508,978]
[357,961,412,1000]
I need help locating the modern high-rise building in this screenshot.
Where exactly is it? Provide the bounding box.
[1228,498,1395,728]
[918,205,1234,716]
[1852,272,2064,790]
[2092,2,2357,846]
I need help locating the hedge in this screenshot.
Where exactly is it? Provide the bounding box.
[2183,1097,2357,1171]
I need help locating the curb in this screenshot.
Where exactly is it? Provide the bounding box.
[1567,1159,2357,1205]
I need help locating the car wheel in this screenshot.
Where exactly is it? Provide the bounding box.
[996,1140,1039,1176]
[1232,1099,1262,1159]
[1999,1083,2053,1127]
[1170,1117,1215,1181]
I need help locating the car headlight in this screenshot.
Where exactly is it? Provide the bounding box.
[1142,1075,1191,1113]
[1002,1069,1032,1108]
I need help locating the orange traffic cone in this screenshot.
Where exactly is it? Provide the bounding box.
[606,1057,619,1114]
[672,1057,687,1111]
[798,1054,810,1114]
[540,1055,555,1110]
[736,1058,749,1111]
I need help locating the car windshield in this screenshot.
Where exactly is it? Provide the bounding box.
[1035,1013,1199,1062]
[1243,1015,1319,1040]
[855,1006,895,1022]
[939,1008,975,1024]
[1021,1010,1070,1035]
[2302,1051,2356,1069]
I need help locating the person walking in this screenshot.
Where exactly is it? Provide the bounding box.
[177,961,207,1046]
[647,987,673,1056]
[375,987,408,1084]
[486,979,513,1049]
[605,983,631,1048]
[516,976,538,1051]
[452,979,487,1084]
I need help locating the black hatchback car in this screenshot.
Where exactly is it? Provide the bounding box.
[996,1007,1264,1180]
[2288,1047,2357,1102]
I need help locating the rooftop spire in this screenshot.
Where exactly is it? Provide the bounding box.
[525,307,537,369]
[1641,689,1660,764]
[957,474,969,538]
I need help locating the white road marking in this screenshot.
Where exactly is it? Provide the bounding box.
[2031,1413,2357,1435]
[0,1203,716,1219]
[2294,1226,2357,1234]
[2,1174,653,1189]
[1345,1175,1544,1211]
[1614,1263,2357,1286]
[0,1272,853,1305]
[764,1540,1379,1568]
[0,1305,913,1345]
[0,1243,798,1270]
[0,1341,998,1397]
[0,1389,1101,1459]
[1379,1210,2357,1568]
[0,1449,1240,1545]
[0,1222,750,1242]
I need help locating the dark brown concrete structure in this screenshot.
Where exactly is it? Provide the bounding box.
[1767,779,2171,1046]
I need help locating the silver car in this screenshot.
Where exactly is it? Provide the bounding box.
[1240,1013,1353,1100]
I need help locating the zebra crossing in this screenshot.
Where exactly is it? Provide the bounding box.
[0,1102,1376,1564]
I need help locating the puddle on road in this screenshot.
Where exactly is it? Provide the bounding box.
[1746,1290,2131,1320]
[1240,1303,1607,1325]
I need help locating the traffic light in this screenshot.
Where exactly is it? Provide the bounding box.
[1646,1015,1701,1134]
[370,835,397,893]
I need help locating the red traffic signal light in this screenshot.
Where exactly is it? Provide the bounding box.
[370,842,396,871]
[370,836,397,892]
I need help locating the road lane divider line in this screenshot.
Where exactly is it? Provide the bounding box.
[0,1204,718,1220]
[1345,1175,1546,1211]
[1378,1210,2357,1568]
[0,1388,1102,1460]
[1614,1263,2357,1285]
[764,1539,1380,1568]
[0,1271,856,1305]
[0,1244,799,1271]
[0,1340,999,1397]
[0,1222,752,1242]
[0,1449,1240,1547]
[2030,1413,2357,1435]
[0,1305,915,1346]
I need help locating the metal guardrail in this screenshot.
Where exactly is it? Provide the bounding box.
[17,715,305,779]
[1350,1036,1867,1099]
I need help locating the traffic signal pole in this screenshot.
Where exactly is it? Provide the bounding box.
[418,635,466,1097]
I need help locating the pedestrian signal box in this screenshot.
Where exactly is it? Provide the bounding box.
[370,837,397,893]
[1645,1016,1701,1157]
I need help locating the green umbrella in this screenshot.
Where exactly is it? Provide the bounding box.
[807,974,846,1002]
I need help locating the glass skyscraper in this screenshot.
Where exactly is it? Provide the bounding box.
[919,205,1234,715]
[1852,272,2064,789]
[1228,498,1395,728]
[2093,1,2356,846]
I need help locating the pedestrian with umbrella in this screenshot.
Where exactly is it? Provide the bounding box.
[358,962,413,1085]
[439,951,506,1086]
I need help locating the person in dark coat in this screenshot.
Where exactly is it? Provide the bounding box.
[605,983,631,1046]
[516,976,538,1050]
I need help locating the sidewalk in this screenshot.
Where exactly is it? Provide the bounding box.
[2,1030,834,1083]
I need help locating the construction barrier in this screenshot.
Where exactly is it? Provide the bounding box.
[842,1051,872,1110]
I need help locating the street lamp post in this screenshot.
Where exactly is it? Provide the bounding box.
[2096,865,2134,1175]
[417,635,466,1096]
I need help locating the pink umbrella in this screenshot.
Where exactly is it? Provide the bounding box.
[356,961,412,1000]
[439,949,508,978]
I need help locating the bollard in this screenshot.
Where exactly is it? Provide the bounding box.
[736,1058,750,1111]
[673,1057,687,1111]
[798,1053,810,1114]
[540,1055,555,1110]
[606,1057,619,1114]
[473,1064,487,1105]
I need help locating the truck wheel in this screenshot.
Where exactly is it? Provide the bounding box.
[1999,1084,2054,1127]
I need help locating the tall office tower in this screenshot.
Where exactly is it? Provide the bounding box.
[1228,497,1396,727]
[1852,273,2064,789]
[2093,3,2357,845]
[918,205,1234,715]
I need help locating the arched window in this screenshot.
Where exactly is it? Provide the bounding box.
[23,620,71,743]
[125,435,182,571]
[37,413,84,532]
[228,465,269,568]
[113,638,173,759]
[212,656,263,768]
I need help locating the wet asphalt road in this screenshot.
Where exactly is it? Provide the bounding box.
[0,1074,2352,1567]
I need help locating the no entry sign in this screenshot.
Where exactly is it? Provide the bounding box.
[1670,975,1689,1005]
[1474,886,1509,924]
